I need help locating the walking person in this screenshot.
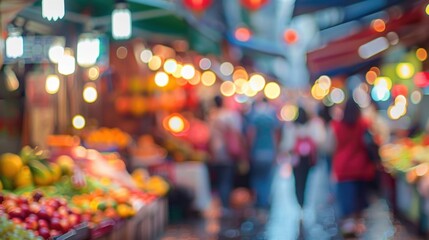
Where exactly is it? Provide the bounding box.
[246,98,281,211]
[331,98,377,237]
[207,95,244,212]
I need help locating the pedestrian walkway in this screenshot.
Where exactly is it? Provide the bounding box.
[161,159,423,239]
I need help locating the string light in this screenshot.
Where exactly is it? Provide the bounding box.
[45,75,60,94]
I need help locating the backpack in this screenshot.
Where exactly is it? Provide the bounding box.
[293,136,317,165]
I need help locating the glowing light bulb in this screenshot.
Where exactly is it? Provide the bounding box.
[58,48,75,75]
[83,85,98,103]
[6,31,23,59]
[264,82,281,100]
[45,75,60,94]
[72,115,86,129]
[154,71,169,87]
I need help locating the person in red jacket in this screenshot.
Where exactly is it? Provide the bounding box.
[331,98,376,236]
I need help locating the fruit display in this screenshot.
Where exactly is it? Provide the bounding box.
[0,144,165,239]
[0,216,41,240]
[0,147,71,192]
[380,135,429,173]
[84,127,131,151]
[131,135,167,166]
[0,192,84,239]
[131,169,170,196]
[162,135,208,162]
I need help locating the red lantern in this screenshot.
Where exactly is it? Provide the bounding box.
[283,29,299,44]
[414,72,429,88]
[241,0,269,11]
[183,0,213,12]
[391,84,408,98]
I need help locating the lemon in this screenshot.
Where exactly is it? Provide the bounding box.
[14,166,33,188]
[0,153,23,179]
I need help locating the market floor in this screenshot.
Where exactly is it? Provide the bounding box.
[161,160,423,240]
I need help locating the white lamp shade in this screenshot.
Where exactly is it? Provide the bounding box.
[42,0,65,21]
[77,36,100,67]
[112,6,132,40]
[58,48,75,75]
[6,34,23,59]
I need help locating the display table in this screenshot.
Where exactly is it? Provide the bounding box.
[172,162,211,212]
[95,198,168,240]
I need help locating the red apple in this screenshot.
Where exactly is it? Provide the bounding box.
[50,218,62,231]
[11,218,23,224]
[3,200,17,211]
[8,208,25,219]
[36,208,50,220]
[52,212,61,219]
[38,227,50,239]
[68,214,79,226]
[38,219,49,229]
[57,206,69,217]
[59,219,71,232]
[24,218,38,230]
[17,196,29,205]
[50,229,61,238]
[47,199,60,209]
[29,202,41,214]
[20,204,30,217]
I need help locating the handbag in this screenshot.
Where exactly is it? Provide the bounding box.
[363,129,381,163]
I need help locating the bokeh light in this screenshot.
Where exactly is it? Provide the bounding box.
[244,87,257,97]
[72,115,86,130]
[181,64,196,80]
[220,62,234,76]
[249,74,266,92]
[283,29,299,44]
[220,81,236,97]
[163,59,178,74]
[45,75,60,94]
[370,67,381,76]
[353,88,371,108]
[374,77,392,90]
[395,95,407,106]
[88,66,100,80]
[163,113,189,134]
[234,78,249,94]
[201,71,216,86]
[235,27,252,42]
[48,45,64,64]
[317,75,332,90]
[366,70,378,85]
[148,55,162,71]
[83,85,98,103]
[233,68,249,81]
[264,82,281,99]
[280,104,298,122]
[173,64,183,78]
[311,84,329,100]
[168,116,185,133]
[416,48,428,61]
[199,58,212,70]
[188,70,201,85]
[116,46,128,59]
[330,88,345,104]
[426,4,429,15]
[371,85,390,101]
[372,19,386,32]
[396,63,415,79]
[411,90,422,104]
[140,49,153,63]
[155,71,169,87]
